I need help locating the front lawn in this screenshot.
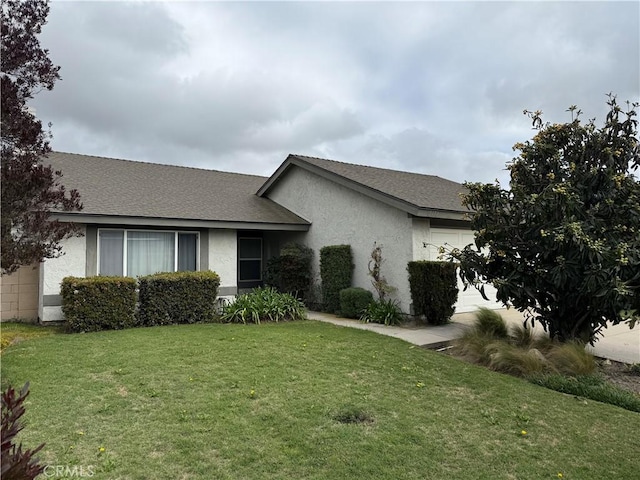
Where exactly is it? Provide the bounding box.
[2,322,638,479]
[0,321,63,352]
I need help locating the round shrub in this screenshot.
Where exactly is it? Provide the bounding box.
[264,243,313,300]
[339,288,374,319]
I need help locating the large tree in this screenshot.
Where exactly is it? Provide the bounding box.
[451,95,640,344]
[1,0,81,274]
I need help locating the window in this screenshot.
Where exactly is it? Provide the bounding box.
[98,229,198,277]
[238,237,262,282]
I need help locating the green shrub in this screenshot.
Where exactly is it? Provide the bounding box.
[360,299,404,326]
[221,287,306,324]
[339,287,374,319]
[407,261,458,325]
[527,374,640,413]
[61,276,136,332]
[303,281,324,312]
[264,243,313,300]
[137,271,220,326]
[320,245,353,313]
[474,307,509,338]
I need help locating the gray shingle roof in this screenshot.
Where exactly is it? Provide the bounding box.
[45,152,309,226]
[259,154,468,215]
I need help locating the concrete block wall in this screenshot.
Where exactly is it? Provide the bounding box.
[1,263,40,322]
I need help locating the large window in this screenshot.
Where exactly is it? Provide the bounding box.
[238,237,262,282]
[98,229,198,277]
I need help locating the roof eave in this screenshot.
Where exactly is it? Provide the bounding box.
[410,208,470,221]
[49,213,310,231]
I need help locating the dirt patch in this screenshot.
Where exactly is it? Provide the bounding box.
[599,359,640,395]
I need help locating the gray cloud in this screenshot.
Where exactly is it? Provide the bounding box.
[31,1,639,183]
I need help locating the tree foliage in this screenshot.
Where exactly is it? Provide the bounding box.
[1,0,81,274]
[450,95,640,344]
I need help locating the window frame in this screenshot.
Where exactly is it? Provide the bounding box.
[97,228,200,277]
[237,236,263,283]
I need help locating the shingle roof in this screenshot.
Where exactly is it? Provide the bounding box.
[258,154,469,216]
[45,152,309,227]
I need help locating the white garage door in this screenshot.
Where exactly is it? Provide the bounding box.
[429,228,501,313]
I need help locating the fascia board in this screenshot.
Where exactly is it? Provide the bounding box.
[49,213,310,231]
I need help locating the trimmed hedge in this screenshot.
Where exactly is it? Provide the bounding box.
[137,271,220,326]
[339,287,373,319]
[407,261,459,325]
[61,276,137,332]
[320,245,353,313]
[264,243,313,299]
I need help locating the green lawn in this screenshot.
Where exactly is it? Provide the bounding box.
[0,321,63,351]
[2,321,638,479]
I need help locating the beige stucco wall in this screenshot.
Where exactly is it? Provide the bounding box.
[1,263,40,322]
[266,166,414,311]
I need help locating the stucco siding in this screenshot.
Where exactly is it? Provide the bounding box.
[267,166,414,310]
[40,227,87,321]
[411,218,431,261]
[208,229,237,293]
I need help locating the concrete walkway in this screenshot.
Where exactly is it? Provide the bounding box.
[307,309,640,364]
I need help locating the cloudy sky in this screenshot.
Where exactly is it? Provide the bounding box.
[31,0,639,185]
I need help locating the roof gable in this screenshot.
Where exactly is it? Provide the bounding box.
[258,154,469,219]
[45,152,309,228]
